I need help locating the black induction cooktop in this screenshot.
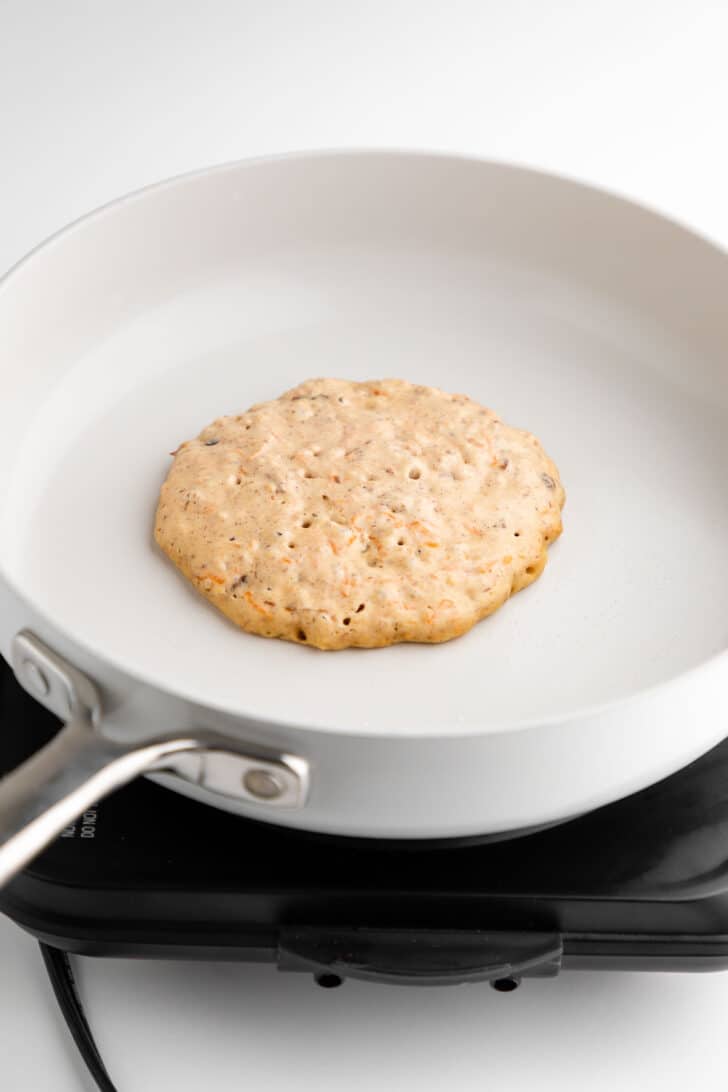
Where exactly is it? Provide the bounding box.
[3,659,728,987]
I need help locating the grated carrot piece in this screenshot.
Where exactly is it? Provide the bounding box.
[244,591,271,615]
[408,519,436,535]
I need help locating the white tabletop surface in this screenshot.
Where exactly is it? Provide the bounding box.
[2,2,728,1089]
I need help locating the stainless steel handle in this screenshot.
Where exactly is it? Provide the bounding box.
[0,710,206,887]
[0,631,310,889]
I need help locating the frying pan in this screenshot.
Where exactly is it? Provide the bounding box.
[2,151,728,888]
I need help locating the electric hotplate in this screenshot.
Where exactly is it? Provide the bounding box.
[3,659,728,989]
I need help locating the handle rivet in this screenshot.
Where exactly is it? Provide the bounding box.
[243,768,285,800]
[21,659,49,698]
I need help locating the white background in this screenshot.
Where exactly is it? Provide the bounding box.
[1,1,728,1089]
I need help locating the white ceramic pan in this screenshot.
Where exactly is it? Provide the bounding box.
[2,151,728,886]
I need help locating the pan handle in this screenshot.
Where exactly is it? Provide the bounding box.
[0,707,204,888]
[0,632,310,889]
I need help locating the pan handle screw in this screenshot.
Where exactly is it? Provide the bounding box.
[21,659,50,698]
[243,767,286,800]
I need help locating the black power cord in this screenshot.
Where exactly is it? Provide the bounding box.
[39,944,119,1092]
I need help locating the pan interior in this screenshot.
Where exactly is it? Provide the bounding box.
[2,156,728,736]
